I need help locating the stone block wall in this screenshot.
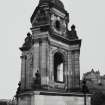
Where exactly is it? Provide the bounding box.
[18,91,91,105]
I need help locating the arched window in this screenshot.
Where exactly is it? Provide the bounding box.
[54,52,64,82]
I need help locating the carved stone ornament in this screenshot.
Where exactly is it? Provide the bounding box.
[33,9,49,26]
[32,70,41,90]
[51,14,66,35]
[20,33,33,51]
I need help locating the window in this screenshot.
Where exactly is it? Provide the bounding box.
[54,52,64,82]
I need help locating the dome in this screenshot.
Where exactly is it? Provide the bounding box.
[39,0,64,9]
[31,0,67,23]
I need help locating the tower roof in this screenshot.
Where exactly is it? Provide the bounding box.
[30,0,67,23]
[39,0,64,9]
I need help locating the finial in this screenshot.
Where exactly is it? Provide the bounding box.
[27,32,31,37]
[71,24,76,30]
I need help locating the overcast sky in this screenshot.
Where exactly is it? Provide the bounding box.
[0,0,105,99]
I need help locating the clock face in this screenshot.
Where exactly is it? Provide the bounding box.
[51,14,66,35]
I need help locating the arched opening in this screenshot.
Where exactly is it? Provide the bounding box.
[54,52,64,82]
[55,20,61,31]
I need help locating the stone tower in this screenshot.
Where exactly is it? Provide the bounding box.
[19,0,81,92]
[15,1,91,105]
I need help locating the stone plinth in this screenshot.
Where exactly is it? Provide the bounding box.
[17,91,91,105]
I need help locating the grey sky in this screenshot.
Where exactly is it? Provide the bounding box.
[0,0,105,99]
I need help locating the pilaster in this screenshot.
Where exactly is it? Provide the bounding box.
[40,39,48,88]
[71,49,80,89]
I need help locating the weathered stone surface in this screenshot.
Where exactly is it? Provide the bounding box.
[18,91,91,105]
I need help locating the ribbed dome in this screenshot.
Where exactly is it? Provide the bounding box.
[39,0,64,9]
